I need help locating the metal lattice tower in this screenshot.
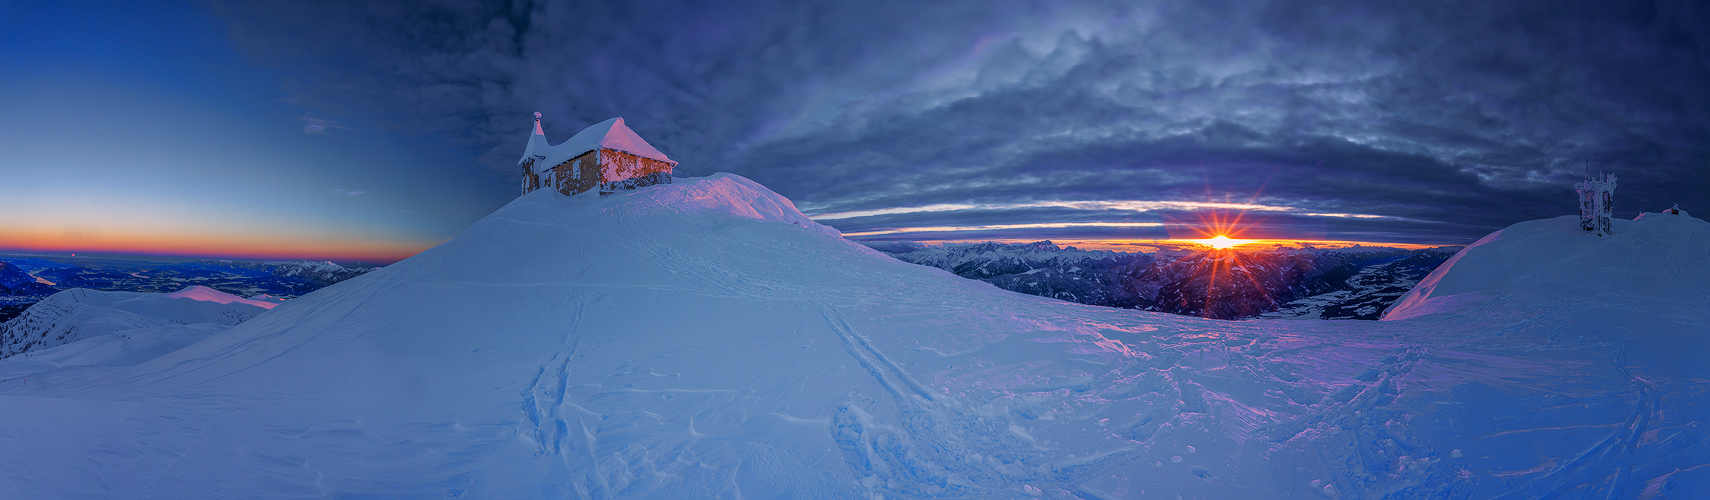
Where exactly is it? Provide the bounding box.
[1574,169,1617,236]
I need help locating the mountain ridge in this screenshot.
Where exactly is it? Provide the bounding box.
[0,286,271,359]
[873,240,1460,320]
[0,175,1703,498]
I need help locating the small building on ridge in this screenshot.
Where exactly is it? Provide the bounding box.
[519,113,677,196]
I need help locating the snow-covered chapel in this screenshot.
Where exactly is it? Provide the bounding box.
[519,113,677,196]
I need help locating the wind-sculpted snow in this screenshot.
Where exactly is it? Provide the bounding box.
[0,175,1705,498]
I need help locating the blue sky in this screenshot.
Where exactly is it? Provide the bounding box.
[4,0,1707,260]
[1,0,513,261]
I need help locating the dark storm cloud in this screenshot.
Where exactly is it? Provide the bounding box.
[213,0,1710,244]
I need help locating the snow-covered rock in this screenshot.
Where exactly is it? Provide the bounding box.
[0,175,1704,499]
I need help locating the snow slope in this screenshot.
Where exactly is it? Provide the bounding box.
[0,286,272,359]
[0,174,1705,499]
[1385,213,1710,321]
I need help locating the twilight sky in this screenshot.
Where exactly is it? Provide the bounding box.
[4,0,1708,261]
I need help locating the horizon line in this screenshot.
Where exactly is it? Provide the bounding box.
[853,237,1464,253]
[0,248,410,265]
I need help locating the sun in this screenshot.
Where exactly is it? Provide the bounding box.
[1198,235,1254,249]
[1163,200,1267,251]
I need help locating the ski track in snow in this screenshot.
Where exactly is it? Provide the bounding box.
[1492,339,1662,500]
[824,307,1143,498]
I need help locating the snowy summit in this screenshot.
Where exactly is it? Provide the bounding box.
[0,175,1706,498]
[1386,209,1710,321]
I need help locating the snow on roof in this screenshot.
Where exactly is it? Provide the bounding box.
[518,115,676,168]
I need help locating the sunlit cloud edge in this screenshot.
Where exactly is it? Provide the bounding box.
[809,200,1413,221]
[840,221,1166,237]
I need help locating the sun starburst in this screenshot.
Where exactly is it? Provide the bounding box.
[1194,235,1255,249]
[1154,173,1294,318]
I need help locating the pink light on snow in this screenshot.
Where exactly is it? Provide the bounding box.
[163,285,278,309]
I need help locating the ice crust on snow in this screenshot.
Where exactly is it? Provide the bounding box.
[0,175,1706,499]
[519,116,676,168]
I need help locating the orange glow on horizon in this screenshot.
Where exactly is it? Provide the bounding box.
[892,238,1454,252]
[1165,206,1259,242]
[0,227,437,263]
[1188,235,1255,249]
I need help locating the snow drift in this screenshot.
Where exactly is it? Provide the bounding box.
[0,175,1705,499]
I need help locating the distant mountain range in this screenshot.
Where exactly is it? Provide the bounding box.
[0,255,381,322]
[866,241,1461,320]
[0,261,57,297]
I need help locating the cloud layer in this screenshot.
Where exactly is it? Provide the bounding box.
[212,0,1710,244]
